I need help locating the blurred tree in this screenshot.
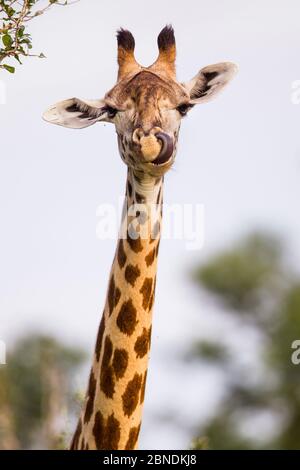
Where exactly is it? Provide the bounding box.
[191,233,300,449]
[0,0,77,74]
[0,333,86,449]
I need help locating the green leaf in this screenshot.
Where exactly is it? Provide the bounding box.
[17,27,25,38]
[3,64,15,73]
[7,7,15,17]
[2,34,13,48]
[14,54,22,64]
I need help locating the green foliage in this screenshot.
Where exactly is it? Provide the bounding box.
[190,436,209,450]
[194,233,283,312]
[0,333,86,449]
[2,63,14,72]
[191,232,300,449]
[188,340,230,364]
[0,0,75,73]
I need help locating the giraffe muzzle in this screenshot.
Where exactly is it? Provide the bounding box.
[133,128,174,166]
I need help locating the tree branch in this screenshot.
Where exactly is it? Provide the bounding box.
[0,0,78,73]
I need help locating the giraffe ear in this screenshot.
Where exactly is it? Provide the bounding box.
[184,62,238,104]
[42,98,111,129]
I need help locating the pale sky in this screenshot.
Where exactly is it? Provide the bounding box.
[1,0,300,449]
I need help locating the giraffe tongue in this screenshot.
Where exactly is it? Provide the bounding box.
[152,133,174,165]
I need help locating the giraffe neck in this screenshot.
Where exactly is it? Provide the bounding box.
[71,168,163,450]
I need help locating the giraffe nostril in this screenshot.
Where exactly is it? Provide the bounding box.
[132,128,144,144]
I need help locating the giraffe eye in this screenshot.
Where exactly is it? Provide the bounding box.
[105,106,118,119]
[176,104,191,116]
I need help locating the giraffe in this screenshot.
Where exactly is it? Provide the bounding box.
[43,26,237,450]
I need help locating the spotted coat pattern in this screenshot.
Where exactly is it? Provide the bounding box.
[70,169,163,450]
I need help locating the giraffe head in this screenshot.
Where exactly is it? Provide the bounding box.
[43,26,237,177]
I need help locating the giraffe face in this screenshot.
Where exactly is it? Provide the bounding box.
[43,26,237,178]
[104,70,189,176]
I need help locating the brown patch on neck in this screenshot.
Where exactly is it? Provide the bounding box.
[127,230,143,253]
[84,370,96,424]
[102,335,113,367]
[134,192,145,204]
[100,365,115,399]
[117,239,127,268]
[145,247,156,267]
[108,275,116,315]
[112,348,129,379]
[100,336,115,398]
[122,373,143,417]
[134,327,151,358]
[95,315,105,362]
[93,411,121,450]
[125,263,141,286]
[140,277,153,309]
[125,424,141,450]
[127,179,132,198]
[116,299,138,336]
[108,275,121,316]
